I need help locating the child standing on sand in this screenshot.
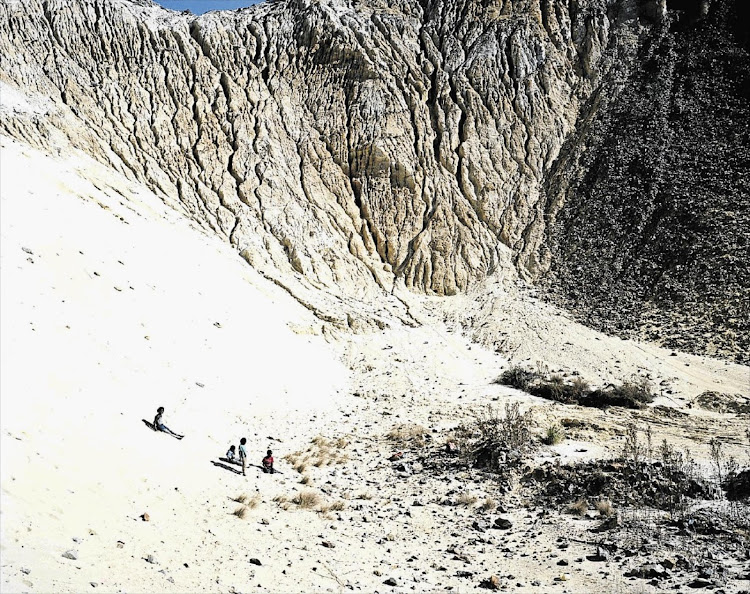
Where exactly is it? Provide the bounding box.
[238,438,247,476]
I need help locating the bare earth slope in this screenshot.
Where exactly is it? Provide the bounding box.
[2,134,749,593]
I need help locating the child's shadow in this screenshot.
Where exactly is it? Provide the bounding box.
[211,461,242,475]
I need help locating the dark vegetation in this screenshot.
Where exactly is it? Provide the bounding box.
[495,366,654,409]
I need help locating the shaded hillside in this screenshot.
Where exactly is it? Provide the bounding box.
[542,0,750,363]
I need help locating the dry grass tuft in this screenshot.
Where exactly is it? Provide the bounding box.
[595,499,614,517]
[356,491,373,500]
[566,499,588,517]
[479,497,497,512]
[300,474,312,485]
[245,494,261,509]
[386,423,428,447]
[273,494,289,505]
[335,437,350,448]
[293,490,322,509]
[335,453,350,464]
[456,493,479,506]
[232,506,248,519]
[232,493,249,504]
[311,435,329,447]
[328,500,346,511]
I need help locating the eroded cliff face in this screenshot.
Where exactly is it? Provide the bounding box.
[0,0,746,358]
[0,0,630,298]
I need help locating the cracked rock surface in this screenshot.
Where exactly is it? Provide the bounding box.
[0,0,746,358]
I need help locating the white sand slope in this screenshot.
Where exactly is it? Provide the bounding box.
[2,133,748,593]
[0,135,352,592]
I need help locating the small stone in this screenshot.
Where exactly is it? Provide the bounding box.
[20,568,31,575]
[90,582,98,588]
[321,541,335,548]
[146,554,158,564]
[373,570,382,576]
[116,541,125,548]
[62,550,78,560]
[480,575,501,590]
[687,578,713,588]
[141,513,150,522]
[249,558,262,566]
[493,517,512,530]
[556,559,569,566]
[383,577,398,586]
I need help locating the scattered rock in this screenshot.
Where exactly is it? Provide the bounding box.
[625,563,669,580]
[479,575,501,590]
[687,578,713,588]
[145,554,158,564]
[20,567,31,575]
[249,558,262,566]
[141,513,150,522]
[493,517,512,530]
[383,577,398,586]
[586,547,608,562]
[321,541,335,548]
[62,550,78,560]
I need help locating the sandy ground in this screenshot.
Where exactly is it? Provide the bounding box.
[1,135,748,593]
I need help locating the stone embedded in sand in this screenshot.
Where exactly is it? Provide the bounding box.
[145,554,158,564]
[141,513,150,522]
[383,577,398,586]
[480,575,501,590]
[493,517,512,530]
[249,558,262,566]
[62,550,78,560]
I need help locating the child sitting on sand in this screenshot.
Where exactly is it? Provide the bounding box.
[226,445,237,463]
[153,406,183,439]
[262,450,274,474]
